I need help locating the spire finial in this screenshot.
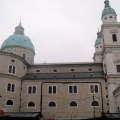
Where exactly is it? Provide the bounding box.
[104,0,110,8]
[97,28,100,38]
[20,18,21,23]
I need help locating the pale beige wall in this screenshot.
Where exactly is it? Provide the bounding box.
[0,54,27,77]
[94,54,102,62]
[114,88,120,112]
[0,76,21,112]
[20,80,42,112]
[2,47,34,64]
[102,26,120,45]
[20,78,108,119]
[28,65,103,74]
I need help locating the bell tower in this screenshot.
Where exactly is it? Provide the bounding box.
[101,0,120,113]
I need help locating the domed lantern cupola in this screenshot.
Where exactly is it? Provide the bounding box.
[14,20,24,35]
[102,0,117,23]
[93,30,103,62]
[1,21,35,64]
[95,30,103,53]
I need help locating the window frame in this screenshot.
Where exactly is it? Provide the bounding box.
[69,101,78,107]
[52,69,58,73]
[48,101,57,108]
[22,53,26,60]
[90,100,100,107]
[8,65,16,74]
[116,65,120,72]
[48,85,57,95]
[6,83,16,93]
[89,84,99,94]
[112,34,117,42]
[6,99,14,106]
[11,59,15,63]
[68,85,78,94]
[27,86,37,95]
[27,101,36,108]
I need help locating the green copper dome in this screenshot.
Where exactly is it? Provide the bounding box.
[102,0,117,17]
[95,38,101,46]
[95,31,101,46]
[102,7,116,17]
[1,22,35,52]
[1,34,35,51]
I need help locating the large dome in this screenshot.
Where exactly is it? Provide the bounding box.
[1,22,35,52]
[1,34,35,52]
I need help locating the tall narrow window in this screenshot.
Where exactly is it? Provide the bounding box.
[48,86,56,94]
[23,53,26,59]
[69,86,77,94]
[90,85,98,93]
[117,65,120,72]
[8,65,16,74]
[9,65,12,73]
[7,83,11,91]
[28,86,36,94]
[112,34,117,42]
[7,83,15,92]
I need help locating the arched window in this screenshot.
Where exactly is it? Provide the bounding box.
[28,101,35,107]
[112,34,117,42]
[70,101,77,107]
[48,101,56,107]
[91,101,99,106]
[6,100,13,106]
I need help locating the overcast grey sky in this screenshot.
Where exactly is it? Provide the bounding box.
[0,0,120,63]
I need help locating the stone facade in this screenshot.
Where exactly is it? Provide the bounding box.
[0,0,120,119]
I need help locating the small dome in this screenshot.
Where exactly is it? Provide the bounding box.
[1,34,35,52]
[102,7,117,17]
[95,38,101,46]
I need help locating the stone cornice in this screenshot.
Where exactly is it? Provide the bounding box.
[106,74,120,78]
[1,45,35,55]
[29,62,103,68]
[0,73,21,81]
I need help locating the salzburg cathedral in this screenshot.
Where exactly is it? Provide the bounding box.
[0,0,120,119]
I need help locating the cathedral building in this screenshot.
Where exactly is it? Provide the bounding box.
[0,0,120,119]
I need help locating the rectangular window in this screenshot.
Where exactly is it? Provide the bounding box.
[90,85,99,93]
[23,53,26,59]
[28,86,36,94]
[48,86,56,94]
[69,86,77,94]
[13,66,15,74]
[8,65,16,74]
[7,83,15,92]
[9,65,12,73]
[117,65,120,72]
[7,83,11,91]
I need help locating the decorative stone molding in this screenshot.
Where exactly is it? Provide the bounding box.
[109,29,118,33]
[114,59,120,63]
[113,52,120,59]
[104,50,112,54]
